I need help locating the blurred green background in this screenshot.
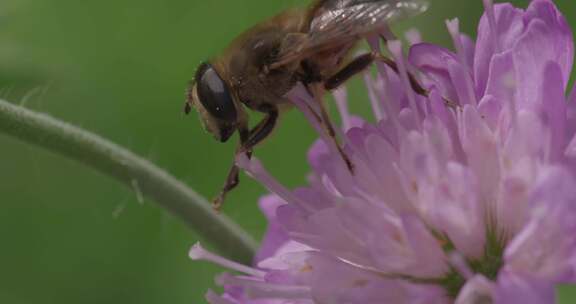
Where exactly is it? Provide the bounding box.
[0,0,574,303]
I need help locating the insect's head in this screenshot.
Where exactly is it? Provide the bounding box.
[185,62,238,143]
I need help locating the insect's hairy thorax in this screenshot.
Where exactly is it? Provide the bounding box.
[217,9,309,111]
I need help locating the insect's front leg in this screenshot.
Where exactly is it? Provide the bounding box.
[240,105,279,153]
[212,124,250,211]
[212,107,278,211]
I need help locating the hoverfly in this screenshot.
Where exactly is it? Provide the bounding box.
[185,0,430,210]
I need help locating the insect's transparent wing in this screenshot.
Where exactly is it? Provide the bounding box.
[276,0,428,64]
[310,0,428,38]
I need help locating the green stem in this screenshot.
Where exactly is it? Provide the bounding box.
[0,99,258,263]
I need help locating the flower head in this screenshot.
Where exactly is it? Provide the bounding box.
[192,0,576,303]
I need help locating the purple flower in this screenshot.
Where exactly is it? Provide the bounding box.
[190,0,576,302]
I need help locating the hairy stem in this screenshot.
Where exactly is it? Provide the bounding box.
[0,99,258,263]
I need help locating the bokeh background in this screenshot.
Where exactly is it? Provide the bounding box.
[0,0,574,303]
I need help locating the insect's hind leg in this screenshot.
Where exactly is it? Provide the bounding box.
[325,52,457,109]
[374,54,429,97]
[325,53,374,90]
[375,54,458,109]
[325,52,424,94]
[212,107,279,211]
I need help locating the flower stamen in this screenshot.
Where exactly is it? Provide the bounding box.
[363,72,386,121]
[482,0,500,52]
[189,243,266,277]
[205,290,235,304]
[333,87,353,131]
[236,154,315,212]
[217,273,312,299]
[446,18,478,106]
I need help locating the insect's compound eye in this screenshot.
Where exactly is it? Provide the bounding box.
[195,62,238,122]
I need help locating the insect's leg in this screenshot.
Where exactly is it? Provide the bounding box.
[373,54,458,109]
[325,53,457,109]
[241,105,279,152]
[374,54,428,96]
[324,53,422,93]
[212,126,250,211]
[325,53,374,90]
[308,83,354,172]
[211,107,279,210]
[212,162,241,211]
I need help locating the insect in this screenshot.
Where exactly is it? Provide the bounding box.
[185,0,430,210]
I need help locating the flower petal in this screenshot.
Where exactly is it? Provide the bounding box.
[504,167,576,281]
[539,61,568,161]
[409,43,459,102]
[525,0,574,82]
[475,3,525,95]
[256,195,290,263]
[513,18,573,109]
[455,275,494,304]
